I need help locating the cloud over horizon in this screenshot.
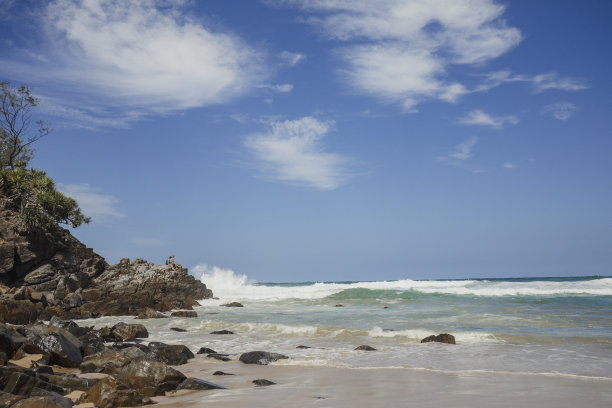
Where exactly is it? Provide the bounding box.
[245,116,351,190]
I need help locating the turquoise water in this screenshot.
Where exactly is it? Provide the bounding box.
[79,274,612,378]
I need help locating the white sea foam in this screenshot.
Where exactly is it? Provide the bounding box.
[195,266,612,301]
[367,327,499,343]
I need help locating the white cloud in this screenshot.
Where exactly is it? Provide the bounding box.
[502,162,518,169]
[438,137,478,164]
[541,102,579,121]
[458,109,518,129]
[58,183,125,221]
[479,71,588,93]
[279,51,306,66]
[276,0,521,109]
[1,0,267,125]
[244,116,351,190]
[268,84,294,93]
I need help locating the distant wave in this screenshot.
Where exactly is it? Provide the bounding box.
[197,268,612,301]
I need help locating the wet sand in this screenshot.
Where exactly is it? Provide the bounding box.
[141,358,612,408]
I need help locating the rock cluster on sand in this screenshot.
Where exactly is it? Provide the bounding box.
[0,319,225,407]
[0,209,213,323]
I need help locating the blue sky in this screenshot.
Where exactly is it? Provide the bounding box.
[1,0,610,282]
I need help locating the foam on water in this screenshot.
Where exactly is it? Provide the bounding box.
[198,268,612,301]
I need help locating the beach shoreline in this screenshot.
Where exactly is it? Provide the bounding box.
[146,358,612,408]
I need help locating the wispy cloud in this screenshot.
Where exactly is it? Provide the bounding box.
[478,71,588,93]
[541,102,579,121]
[1,0,267,126]
[244,117,352,190]
[502,162,518,169]
[275,0,521,111]
[438,137,478,164]
[58,183,125,222]
[458,109,519,129]
[279,51,306,66]
[267,84,294,93]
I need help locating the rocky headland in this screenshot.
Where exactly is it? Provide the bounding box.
[0,209,212,324]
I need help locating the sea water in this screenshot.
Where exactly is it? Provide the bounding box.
[79,272,612,379]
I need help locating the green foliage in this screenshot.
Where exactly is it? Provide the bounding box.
[0,81,50,170]
[0,162,90,229]
[0,80,89,230]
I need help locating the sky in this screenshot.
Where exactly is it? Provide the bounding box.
[0,0,610,282]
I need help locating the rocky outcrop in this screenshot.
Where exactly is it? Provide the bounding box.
[0,208,213,322]
[0,210,106,303]
[74,258,212,317]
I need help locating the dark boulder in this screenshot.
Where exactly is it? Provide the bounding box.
[170,310,197,318]
[176,377,227,390]
[80,347,147,373]
[119,359,186,395]
[0,299,43,325]
[296,345,311,349]
[137,308,166,319]
[213,371,234,376]
[420,333,456,344]
[253,379,276,386]
[1,369,64,396]
[170,327,187,332]
[111,323,148,340]
[206,353,231,362]
[78,377,146,408]
[197,347,216,354]
[0,324,16,357]
[146,342,194,365]
[210,330,233,335]
[12,395,72,408]
[21,327,83,368]
[239,351,289,365]
[0,391,23,406]
[221,302,244,307]
[28,388,74,408]
[354,345,376,351]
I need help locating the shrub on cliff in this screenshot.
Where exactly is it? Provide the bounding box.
[0,167,90,229]
[0,81,89,229]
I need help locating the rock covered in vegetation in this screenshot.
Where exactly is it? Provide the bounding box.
[420,333,456,344]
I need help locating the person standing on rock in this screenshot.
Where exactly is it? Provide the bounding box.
[166,254,178,270]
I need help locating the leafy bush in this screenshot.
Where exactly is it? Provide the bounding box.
[0,167,90,229]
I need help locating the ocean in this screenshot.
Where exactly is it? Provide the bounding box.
[79,272,612,380]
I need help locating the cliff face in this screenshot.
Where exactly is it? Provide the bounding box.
[0,209,213,324]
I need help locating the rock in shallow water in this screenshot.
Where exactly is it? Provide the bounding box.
[239,351,289,365]
[210,330,234,335]
[177,378,227,390]
[170,310,197,318]
[354,345,376,351]
[420,333,456,344]
[253,379,276,386]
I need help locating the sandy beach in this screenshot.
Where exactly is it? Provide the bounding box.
[145,358,612,408]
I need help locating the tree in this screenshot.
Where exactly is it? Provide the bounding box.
[0,81,50,170]
[0,81,89,229]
